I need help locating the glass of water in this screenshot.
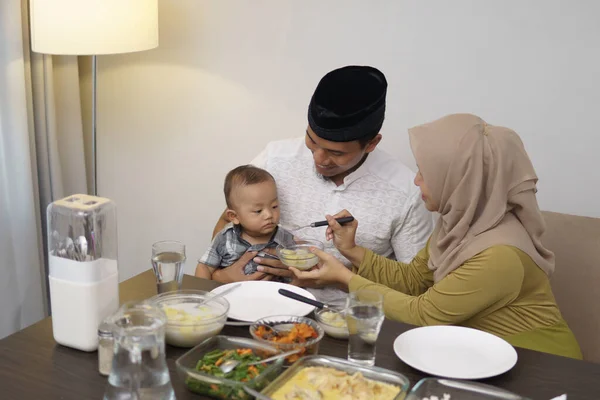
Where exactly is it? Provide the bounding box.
[151,241,186,293]
[346,289,384,366]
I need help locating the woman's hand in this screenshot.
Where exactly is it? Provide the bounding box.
[325,210,358,254]
[289,247,355,286]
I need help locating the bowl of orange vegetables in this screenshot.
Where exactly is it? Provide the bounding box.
[249,315,324,365]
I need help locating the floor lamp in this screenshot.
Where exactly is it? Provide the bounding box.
[29,0,159,196]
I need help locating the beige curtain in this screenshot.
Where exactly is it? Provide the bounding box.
[0,0,88,338]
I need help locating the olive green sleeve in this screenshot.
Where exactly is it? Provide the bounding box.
[348,246,524,326]
[353,247,433,296]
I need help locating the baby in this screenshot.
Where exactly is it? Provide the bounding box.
[195,165,295,282]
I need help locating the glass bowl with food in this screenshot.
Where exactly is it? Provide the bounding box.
[276,239,323,271]
[314,308,349,339]
[406,377,530,400]
[249,315,324,365]
[176,335,284,400]
[261,355,411,400]
[149,289,229,347]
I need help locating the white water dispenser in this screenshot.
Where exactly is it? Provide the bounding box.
[47,194,120,351]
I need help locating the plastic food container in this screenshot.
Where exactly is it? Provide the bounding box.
[261,355,411,399]
[176,335,284,400]
[276,239,323,270]
[149,290,229,347]
[406,378,530,400]
[249,315,324,365]
[47,194,119,352]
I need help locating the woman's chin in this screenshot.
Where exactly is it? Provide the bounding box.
[423,200,437,212]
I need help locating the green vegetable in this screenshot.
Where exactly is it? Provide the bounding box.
[185,348,269,400]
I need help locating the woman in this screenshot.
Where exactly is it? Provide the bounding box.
[292,113,582,359]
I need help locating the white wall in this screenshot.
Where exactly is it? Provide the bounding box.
[90,0,600,281]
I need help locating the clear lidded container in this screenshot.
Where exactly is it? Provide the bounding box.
[47,194,118,264]
[47,194,120,351]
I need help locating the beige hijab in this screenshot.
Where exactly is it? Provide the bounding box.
[408,114,554,282]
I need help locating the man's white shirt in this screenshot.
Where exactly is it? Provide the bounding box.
[251,137,434,305]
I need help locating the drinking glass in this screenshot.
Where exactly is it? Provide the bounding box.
[103,302,175,400]
[151,240,185,293]
[345,289,384,366]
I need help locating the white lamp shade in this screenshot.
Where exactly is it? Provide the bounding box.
[30,0,159,55]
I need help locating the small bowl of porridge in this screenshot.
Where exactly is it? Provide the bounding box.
[277,239,324,271]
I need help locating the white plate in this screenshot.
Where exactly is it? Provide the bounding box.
[393,326,518,379]
[211,281,316,322]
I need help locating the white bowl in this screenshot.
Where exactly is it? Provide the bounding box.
[315,309,349,339]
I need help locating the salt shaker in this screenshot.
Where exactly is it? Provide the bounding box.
[97,321,114,376]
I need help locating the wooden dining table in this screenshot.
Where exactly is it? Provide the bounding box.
[1,270,599,400]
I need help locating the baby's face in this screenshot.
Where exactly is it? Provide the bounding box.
[229,180,280,237]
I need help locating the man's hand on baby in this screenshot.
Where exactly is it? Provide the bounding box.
[255,248,294,279]
[215,251,273,282]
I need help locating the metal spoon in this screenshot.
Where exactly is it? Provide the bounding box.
[75,236,88,261]
[278,289,339,311]
[51,231,61,253]
[295,216,355,229]
[258,324,283,337]
[219,349,301,374]
[224,322,284,336]
[198,284,241,308]
[57,248,68,259]
[65,237,76,260]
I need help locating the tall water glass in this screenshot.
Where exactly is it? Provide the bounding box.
[346,289,384,366]
[151,240,185,293]
[103,302,175,400]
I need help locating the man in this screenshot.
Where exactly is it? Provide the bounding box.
[210,65,434,305]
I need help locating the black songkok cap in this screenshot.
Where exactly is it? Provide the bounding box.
[308,65,387,142]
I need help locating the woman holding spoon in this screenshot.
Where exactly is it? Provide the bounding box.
[289,113,582,360]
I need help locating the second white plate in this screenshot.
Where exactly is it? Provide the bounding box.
[211,281,316,322]
[393,326,518,380]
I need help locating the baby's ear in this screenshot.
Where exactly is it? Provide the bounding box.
[225,209,239,225]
